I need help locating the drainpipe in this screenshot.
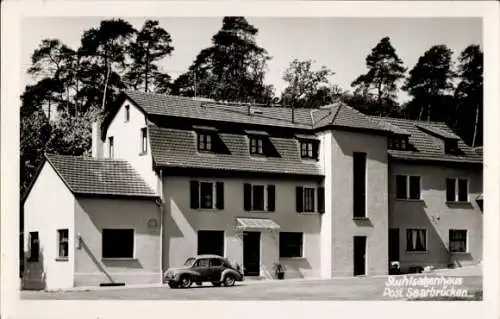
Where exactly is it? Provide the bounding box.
[158,169,164,284]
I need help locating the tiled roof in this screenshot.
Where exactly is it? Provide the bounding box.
[375,118,482,164]
[124,91,387,133]
[45,154,158,198]
[148,126,322,176]
[415,123,460,140]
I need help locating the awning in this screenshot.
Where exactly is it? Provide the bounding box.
[192,125,218,132]
[476,194,483,201]
[295,134,319,141]
[236,218,280,230]
[244,129,269,136]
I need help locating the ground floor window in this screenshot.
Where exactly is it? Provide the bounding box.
[279,232,303,258]
[197,230,224,256]
[449,229,467,253]
[102,229,134,259]
[406,229,427,252]
[57,229,69,258]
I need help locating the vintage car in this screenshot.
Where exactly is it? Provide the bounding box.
[164,254,244,288]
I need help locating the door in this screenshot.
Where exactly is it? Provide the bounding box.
[243,231,261,276]
[209,258,224,281]
[192,258,211,281]
[388,228,400,262]
[353,236,366,276]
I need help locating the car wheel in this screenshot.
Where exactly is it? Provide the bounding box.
[223,274,235,287]
[211,281,222,287]
[168,282,179,289]
[179,275,192,288]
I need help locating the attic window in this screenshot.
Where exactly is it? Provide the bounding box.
[250,136,264,155]
[388,136,409,151]
[300,141,319,160]
[445,139,459,154]
[140,127,148,155]
[124,105,130,122]
[197,132,213,152]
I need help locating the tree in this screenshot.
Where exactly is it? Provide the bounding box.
[172,17,274,103]
[79,19,136,112]
[402,45,455,121]
[125,20,174,93]
[281,59,334,108]
[351,37,406,115]
[454,45,483,147]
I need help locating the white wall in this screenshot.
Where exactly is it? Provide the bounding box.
[104,100,159,194]
[23,162,75,290]
[163,176,322,278]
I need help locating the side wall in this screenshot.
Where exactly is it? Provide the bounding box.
[330,130,389,277]
[23,163,75,290]
[74,198,161,286]
[389,163,483,271]
[163,176,322,279]
[104,100,160,194]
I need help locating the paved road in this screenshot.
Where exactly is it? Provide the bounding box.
[21,275,482,300]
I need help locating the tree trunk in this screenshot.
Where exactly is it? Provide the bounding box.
[102,61,111,110]
[472,103,479,147]
[418,105,424,121]
[145,48,149,93]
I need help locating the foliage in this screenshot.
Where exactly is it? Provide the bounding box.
[402,45,455,121]
[351,37,406,116]
[171,17,274,103]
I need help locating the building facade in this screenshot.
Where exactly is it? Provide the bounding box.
[22,91,483,290]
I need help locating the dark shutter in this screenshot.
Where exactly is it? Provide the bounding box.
[267,185,276,212]
[446,178,456,202]
[318,186,325,214]
[215,182,224,209]
[396,175,407,199]
[190,180,200,209]
[313,142,319,160]
[296,186,304,213]
[244,183,252,211]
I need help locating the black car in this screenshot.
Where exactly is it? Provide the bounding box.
[164,254,244,288]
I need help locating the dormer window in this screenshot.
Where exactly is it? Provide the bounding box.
[197,132,213,152]
[300,141,314,158]
[445,139,459,154]
[250,136,264,155]
[388,136,409,151]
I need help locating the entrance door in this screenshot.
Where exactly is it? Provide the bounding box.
[353,236,366,276]
[243,231,260,276]
[388,228,400,262]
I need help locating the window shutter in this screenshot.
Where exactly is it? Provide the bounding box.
[190,181,200,209]
[244,183,252,211]
[267,185,276,212]
[318,186,325,214]
[446,178,456,202]
[296,186,304,213]
[215,182,224,209]
[313,142,319,160]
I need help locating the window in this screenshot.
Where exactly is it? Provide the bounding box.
[195,258,210,268]
[406,229,427,252]
[279,232,303,258]
[140,127,148,154]
[28,232,39,262]
[198,230,224,256]
[396,175,421,200]
[124,105,130,122]
[353,152,367,218]
[296,186,317,213]
[57,229,69,259]
[446,178,469,202]
[250,137,264,155]
[449,230,467,253]
[108,136,114,159]
[210,258,224,267]
[300,141,317,159]
[190,181,224,210]
[102,229,134,259]
[197,132,212,152]
[445,140,459,154]
[244,184,275,212]
[388,136,409,151]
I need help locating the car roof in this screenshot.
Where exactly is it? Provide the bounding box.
[194,254,224,259]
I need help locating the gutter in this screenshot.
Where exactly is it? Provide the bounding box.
[158,169,164,284]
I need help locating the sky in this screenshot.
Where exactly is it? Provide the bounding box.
[22,17,482,102]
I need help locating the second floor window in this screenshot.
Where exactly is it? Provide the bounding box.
[108,136,114,159]
[446,178,469,202]
[396,175,421,200]
[197,133,212,152]
[190,180,224,210]
[296,186,315,213]
[243,184,275,212]
[250,137,264,155]
[140,127,148,154]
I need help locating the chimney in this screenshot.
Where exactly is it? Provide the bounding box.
[91,121,103,158]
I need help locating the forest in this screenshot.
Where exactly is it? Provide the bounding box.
[20,17,483,195]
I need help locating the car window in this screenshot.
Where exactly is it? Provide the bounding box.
[195,258,209,267]
[210,258,223,267]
